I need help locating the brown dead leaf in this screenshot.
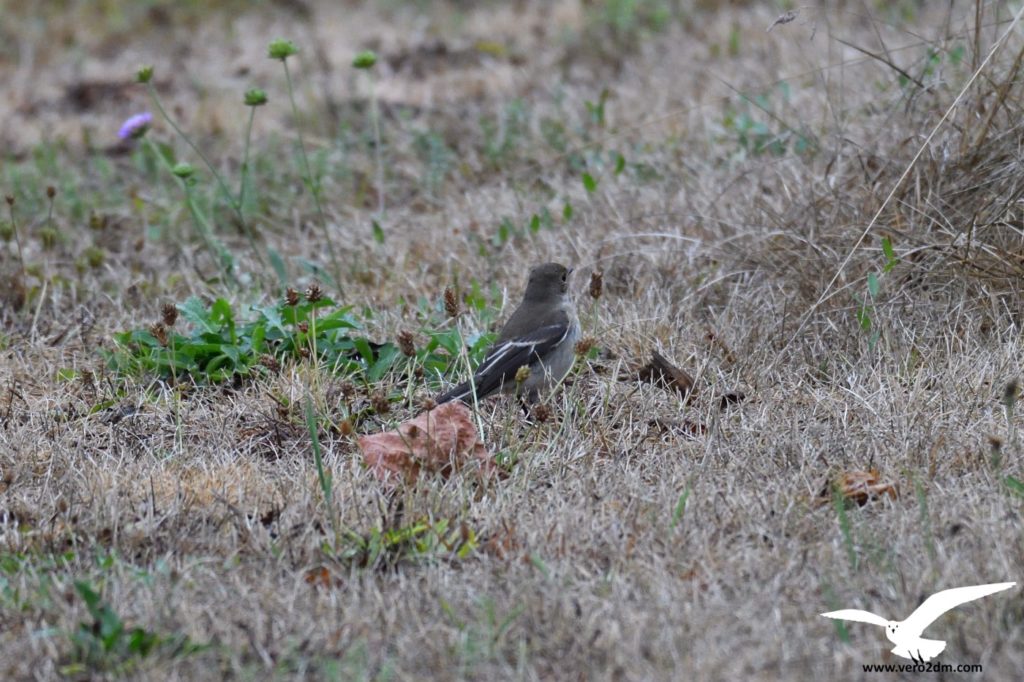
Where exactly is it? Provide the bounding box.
[304,566,341,590]
[358,401,494,485]
[636,350,695,401]
[817,469,898,507]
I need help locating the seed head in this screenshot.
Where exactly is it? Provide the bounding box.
[297,321,309,333]
[244,88,268,107]
[444,287,460,318]
[531,402,552,423]
[161,303,178,327]
[4,195,13,207]
[589,269,603,299]
[370,390,390,414]
[171,162,195,179]
[268,39,298,61]
[514,365,532,385]
[259,354,281,373]
[149,322,169,347]
[352,50,378,69]
[305,282,323,303]
[136,66,154,83]
[46,186,56,200]
[285,287,300,306]
[397,330,416,357]
[575,337,597,356]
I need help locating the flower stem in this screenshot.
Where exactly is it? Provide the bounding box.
[369,75,385,220]
[7,202,27,281]
[145,82,265,267]
[238,106,256,217]
[142,137,236,285]
[281,59,344,294]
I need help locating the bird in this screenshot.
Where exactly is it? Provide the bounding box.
[821,582,1016,662]
[437,262,579,406]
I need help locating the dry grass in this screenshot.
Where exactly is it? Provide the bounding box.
[2,0,1024,679]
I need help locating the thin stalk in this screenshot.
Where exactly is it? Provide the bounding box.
[304,394,337,541]
[369,75,385,219]
[143,138,236,284]
[7,201,26,280]
[183,185,237,285]
[280,59,343,292]
[238,106,256,216]
[145,83,265,266]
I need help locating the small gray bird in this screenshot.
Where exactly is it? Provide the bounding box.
[437,262,580,405]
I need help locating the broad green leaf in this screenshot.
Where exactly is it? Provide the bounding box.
[179,297,216,333]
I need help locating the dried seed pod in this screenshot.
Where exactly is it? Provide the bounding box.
[397,330,416,357]
[589,269,603,299]
[161,303,178,327]
[305,282,323,303]
[444,287,459,318]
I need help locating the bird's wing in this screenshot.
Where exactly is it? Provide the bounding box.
[469,320,573,397]
[902,583,1016,636]
[436,320,574,404]
[820,609,890,627]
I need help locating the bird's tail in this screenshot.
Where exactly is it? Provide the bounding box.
[893,639,945,662]
[436,381,472,405]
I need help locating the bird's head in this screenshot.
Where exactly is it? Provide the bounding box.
[523,262,572,302]
[887,622,900,636]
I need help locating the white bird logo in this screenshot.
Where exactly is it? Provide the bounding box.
[821,582,1015,662]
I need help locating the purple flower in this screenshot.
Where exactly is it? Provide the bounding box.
[118,112,153,140]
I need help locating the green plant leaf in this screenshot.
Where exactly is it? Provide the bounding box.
[1005,475,1024,499]
[179,297,216,334]
[582,172,597,193]
[867,272,880,299]
[368,345,400,382]
[881,236,899,272]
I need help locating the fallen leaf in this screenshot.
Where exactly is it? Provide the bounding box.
[358,401,494,485]
[636,350,695,401]
[817,469,898,506]
[304,566,340,589]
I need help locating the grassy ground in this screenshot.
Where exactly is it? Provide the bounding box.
[2,0,1024,679]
